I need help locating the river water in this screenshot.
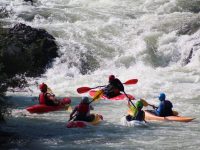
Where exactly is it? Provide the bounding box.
[1,0,200,149]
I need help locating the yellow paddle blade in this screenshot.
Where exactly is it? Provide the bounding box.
[173,110,178,116]
[47,87,53,94]
[65,105,73,112]
[140,99,148,107]
[92,90,104,102]
[128,105,137,117]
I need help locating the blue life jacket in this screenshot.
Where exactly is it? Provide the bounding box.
[155,100,173,117]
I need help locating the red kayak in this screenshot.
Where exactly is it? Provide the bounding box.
[26,97,71,113]
[66,114,103,128]
[89,90,134,100]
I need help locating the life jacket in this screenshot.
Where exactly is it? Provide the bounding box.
[104,84,121,98]
[77,103,90,116]
[39,92,56,106]
[73,103,93,122]
[134,110,145,121]
[157,100,173,117]
[163,100,173,116]
[39,93,46,104]
[109,78,124,91]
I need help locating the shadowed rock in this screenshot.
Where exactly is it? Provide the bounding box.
[182,43,200,65]
[79,52,100,75]
[0,23,58,77]
[24,0,33,5]
[182,48,193,65]
[177,22,200,35]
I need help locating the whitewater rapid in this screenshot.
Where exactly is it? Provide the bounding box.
[1,0,200,149]
[2,0,200,97]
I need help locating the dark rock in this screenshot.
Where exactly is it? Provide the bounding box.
[0,23,58,77]
[24,0,33,5]
[177,22,200,35]
[182,43,200,65]
[79,52,100,75]
[183,48,193,65]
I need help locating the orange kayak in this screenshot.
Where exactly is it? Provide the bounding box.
[144,110,195,122]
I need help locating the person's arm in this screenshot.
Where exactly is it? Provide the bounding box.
[70,106,78,120]
[155,103,164,116]
[142,111,147,123]
[90,105,94,110]
[46,93,60,104]
[149,104,158,109]
[116,79,124,91]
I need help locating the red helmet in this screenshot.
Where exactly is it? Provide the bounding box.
[39,83,47,91]
[109,75,115,81]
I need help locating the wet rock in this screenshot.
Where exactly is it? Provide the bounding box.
[177,22,200,35]
[0,7,10,18]
[24,0,33,5]
[177,1,200,13]
[182,43,200,65]
[0,23,58,77]
[79,52,100,75]
[182,48,193,65]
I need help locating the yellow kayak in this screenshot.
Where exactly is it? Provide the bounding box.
[66,114,103,128]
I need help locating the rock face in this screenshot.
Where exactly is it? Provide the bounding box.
[0,23,58,77]
[24,0,33,5]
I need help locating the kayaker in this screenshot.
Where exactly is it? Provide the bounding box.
[126,100,145,122]
[38,83,61,106]
[69,97,95,122]
[103,75,124,98]
[152,93,173,117]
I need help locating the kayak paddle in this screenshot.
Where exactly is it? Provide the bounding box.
[65,104,73,112]
[123,91,136,108]
[77,79,138,94]
[89,90,104,104]
[77,86,105,94]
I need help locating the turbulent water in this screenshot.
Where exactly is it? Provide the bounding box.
[1,0,200,149]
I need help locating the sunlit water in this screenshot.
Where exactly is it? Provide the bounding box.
[1,0,200,149]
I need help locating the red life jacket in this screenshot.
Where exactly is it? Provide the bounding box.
[77,103,90,115]
[39,92,53,105]
[39,93,46,104]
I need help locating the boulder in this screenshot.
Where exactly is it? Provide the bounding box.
[0,23,58,77]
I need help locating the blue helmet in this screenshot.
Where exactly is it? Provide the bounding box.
[158,93,166,101]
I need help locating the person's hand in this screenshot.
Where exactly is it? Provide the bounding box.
[90,105,94,110]
[152,105,157,109]
[58,100,63,105]
[69,115,73,120]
